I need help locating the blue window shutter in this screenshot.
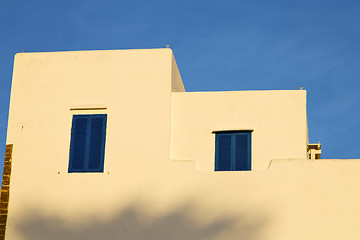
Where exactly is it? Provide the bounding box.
[88,115,107,171]
[69,114,107,173]
[69,117,88,170]
[215,134,232,171]
[215,131,251,171]
[235,133,251,171]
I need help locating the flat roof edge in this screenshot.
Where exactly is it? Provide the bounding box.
[14,47,172,56]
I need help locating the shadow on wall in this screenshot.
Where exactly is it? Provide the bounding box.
[14,202,268,240]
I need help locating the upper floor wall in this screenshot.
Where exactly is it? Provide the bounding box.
[6,49,183,207]
[170,90,308,171]
[7,48,181,162]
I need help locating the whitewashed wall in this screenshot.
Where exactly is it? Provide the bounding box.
[5,49,360,240]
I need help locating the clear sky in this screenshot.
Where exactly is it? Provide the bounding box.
[0,0,360,177]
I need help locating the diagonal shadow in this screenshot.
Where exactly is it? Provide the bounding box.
[14,202,268,240]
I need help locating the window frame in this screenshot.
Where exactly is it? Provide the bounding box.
[68,114,107,173]
[214,130,252,171]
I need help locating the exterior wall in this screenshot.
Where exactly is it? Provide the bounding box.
[170,91,308,171]
[5,49,360,240]
[5,48,178,240]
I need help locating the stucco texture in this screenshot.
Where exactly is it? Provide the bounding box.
[4,49,360,240]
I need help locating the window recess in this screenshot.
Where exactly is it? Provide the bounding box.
[68,114,107,173]
[214,130,252,171]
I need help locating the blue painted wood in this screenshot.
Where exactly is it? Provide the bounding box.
[69,117,87,171]
[235,133,251,171]
[88,116,106,171]
[215,131,251,171]
[68,114,107,173]
[215,134,232,171]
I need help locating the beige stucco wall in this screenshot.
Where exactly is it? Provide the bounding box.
[5,48,360,240]
[170,90,308,171]
[5,48,178,239]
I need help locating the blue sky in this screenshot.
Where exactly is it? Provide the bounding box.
[0,0,360,176]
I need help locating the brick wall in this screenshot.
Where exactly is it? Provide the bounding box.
[0,145,13,240]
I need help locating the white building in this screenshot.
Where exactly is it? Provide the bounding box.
[3,48,360,240]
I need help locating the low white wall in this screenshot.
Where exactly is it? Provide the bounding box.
[6,156,360,240]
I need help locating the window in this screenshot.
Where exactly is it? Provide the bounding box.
[69,114,107,172]
[215,131,251,171]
